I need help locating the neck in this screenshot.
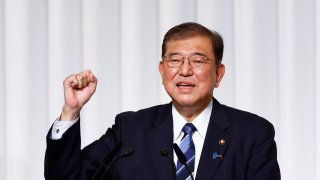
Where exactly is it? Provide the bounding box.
[173,98,212,122]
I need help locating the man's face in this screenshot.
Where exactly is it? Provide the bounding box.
[159,36,224,108]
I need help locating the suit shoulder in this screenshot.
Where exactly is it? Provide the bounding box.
[220,104,274,130]
[218,104,276,144]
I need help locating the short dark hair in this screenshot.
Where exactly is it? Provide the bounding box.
[161,22,224,64]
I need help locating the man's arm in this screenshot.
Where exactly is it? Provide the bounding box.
[45,120,82,179]
[45,70,99,179]
[45,117,122,180]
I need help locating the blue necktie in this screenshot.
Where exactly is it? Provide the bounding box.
[176,123,196,180]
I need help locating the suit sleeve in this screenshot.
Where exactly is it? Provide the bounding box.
[44,117,122,180]
[246,122,281,180]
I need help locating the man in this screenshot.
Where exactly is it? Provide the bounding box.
[45,22,281,180]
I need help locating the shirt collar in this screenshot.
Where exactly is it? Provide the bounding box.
[173,99,213,140]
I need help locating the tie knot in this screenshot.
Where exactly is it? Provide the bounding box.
[182,123,196,135]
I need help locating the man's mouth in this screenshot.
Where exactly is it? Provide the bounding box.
[176,82,195,88]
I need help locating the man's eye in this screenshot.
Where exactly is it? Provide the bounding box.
[170,59,181,62]
[193,59,205,64]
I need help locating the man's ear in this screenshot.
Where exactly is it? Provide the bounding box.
[215,63,225,87]
[158,61,164,81]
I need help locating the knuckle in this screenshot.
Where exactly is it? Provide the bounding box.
[64,74,74,84]
[77,74,84,81]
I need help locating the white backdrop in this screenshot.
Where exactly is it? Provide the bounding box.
[0,0,319,179]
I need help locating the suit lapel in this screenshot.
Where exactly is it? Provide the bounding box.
[146,103,175,180]
[196,99,231,180]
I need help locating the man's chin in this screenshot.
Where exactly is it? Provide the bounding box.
[171,95,212,109]
[172,99,197,108]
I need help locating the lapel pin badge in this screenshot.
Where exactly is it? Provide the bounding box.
[219,139,226,146]
[213,152,223,160]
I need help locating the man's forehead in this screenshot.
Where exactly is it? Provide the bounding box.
[166,35,211,43]
[165,37,214,55]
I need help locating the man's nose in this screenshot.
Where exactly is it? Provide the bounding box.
[179,59,193,76]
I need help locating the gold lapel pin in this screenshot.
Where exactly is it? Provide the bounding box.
[219,139,226,146]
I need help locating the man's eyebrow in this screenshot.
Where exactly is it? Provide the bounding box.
[193,52,207,56]
[166,52,180,56]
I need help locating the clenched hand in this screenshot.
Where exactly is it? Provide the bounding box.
[60,69,97,120]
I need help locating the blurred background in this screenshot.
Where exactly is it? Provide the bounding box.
[0,0,319,179]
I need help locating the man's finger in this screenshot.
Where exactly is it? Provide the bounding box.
[64,74,78,88]
[76,73,89,88]
[89,73,97,83]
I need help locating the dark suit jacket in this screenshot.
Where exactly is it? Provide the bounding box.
[45,98,280,180]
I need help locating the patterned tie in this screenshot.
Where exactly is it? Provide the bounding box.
[176,123,196,180]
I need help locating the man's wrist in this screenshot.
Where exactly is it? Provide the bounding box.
[60,105,81,121]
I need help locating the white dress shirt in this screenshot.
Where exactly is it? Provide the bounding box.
[172,100,213,179]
